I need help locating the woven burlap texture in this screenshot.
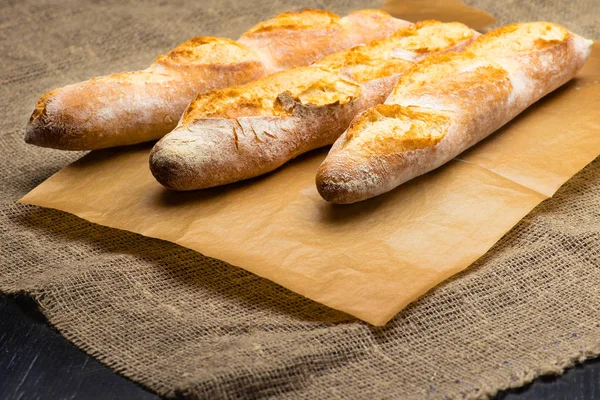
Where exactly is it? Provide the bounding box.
[1,0,599,398]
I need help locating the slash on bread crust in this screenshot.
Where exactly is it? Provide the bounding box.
[155,37,261,67]
[342,105,453,154]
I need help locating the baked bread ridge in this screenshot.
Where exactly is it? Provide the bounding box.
[316,22,594,204]
[239,9,409,71]
[25,9,408,151]
[150,21,476,190]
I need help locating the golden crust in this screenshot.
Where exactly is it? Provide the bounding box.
[294,73,361,107]
[182,66,361,121]
[343,105,451,153]
[315,39,413,83]
[340,52,512,154]
[242,9,340,35]
[390,53,511,107]
[239,14,346,72]
[156,37,261,66]
[468,22,569,56]
[391,20,474,52]
[238,9,408,72]
[317,20,473,82]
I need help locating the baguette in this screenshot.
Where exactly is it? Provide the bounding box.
[316,22,593,203]
[150,21,476,190]
[24,9,407,151]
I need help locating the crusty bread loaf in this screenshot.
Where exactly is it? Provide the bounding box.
[316,22,593,203]
[25,9,408,151]
[150,21,476,190]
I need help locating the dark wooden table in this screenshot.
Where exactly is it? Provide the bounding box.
[1,293,599,400]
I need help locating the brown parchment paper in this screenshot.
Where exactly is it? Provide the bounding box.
[19,31,600,325]
[382,0,495,31]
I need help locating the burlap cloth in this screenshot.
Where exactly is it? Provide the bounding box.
[2,0,599,398]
